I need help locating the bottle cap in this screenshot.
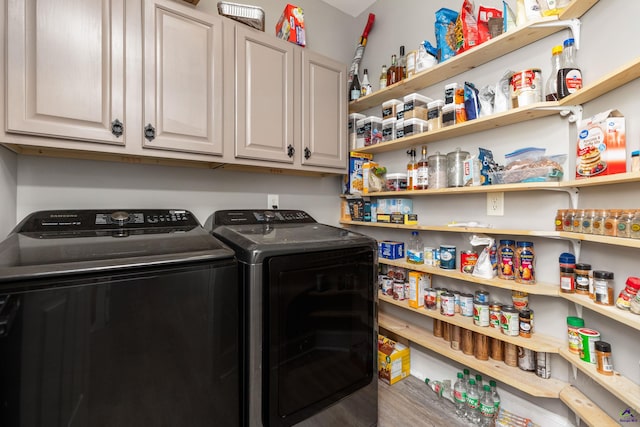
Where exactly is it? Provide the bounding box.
[593,270,614,280]
[563,38,575,47]
[559,252,576,264]
[595,341,611,352]
[552,45,563,55]
[625,277,640,290]
[566,316,585,327]
[632,150,640,157]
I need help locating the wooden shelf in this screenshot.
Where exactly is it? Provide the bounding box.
[559,385,619,427]
[565,171,640,188]
[353,53,640,155]
[378,311,567,398]
[559,347,640,413]
[380,293,563,352]
[348,0,599,114]
[560,292,640,332]
[379,258,559,296]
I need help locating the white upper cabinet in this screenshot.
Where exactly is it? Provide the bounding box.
[6,0,126,145]
[142,0,223,156]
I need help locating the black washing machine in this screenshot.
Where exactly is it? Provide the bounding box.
[0,209,241,427]
[206,210,378,427]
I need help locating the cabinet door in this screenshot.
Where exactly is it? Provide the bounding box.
[143,0,223,156]
[301,50,347,170]
[6,0,125,145]
[233,25,295,163]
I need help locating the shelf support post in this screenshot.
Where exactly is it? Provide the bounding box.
[531,19,582,49]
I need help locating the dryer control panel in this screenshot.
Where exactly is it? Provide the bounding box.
[212,210,316,226]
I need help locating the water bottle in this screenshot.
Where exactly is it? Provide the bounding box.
[490,380,501,418]
[406,231,424,264]
[465,379,480,424]
[453,372,467,418]
[463,368,470,383]
[475,374,483,389]
[479,384,496,426]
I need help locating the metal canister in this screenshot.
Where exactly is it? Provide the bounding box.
[536,352,551,379]
[453,291,461,314]
[474,290,490,304]
[424,287,437,310]
[489,302,502,328]
[519,308,534,338]
[473,301,490,327]
[381,276,394,297]
[500,305,520,336]
[435,287,447,310]
[439,245,456,270]
[460,293,474,317]
[446,147,470,187]
[424,246,435,266]
[392,281,405,300]
[518,347,536,371]
[440,292,455,316]
[460,250,478,274]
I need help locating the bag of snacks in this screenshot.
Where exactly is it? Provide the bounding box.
[435,8,459,62]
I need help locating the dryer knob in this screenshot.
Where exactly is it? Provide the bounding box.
[110,211,130,226]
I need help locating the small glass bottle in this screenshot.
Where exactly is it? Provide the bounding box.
[349,63,361,101]
[563,209,575,232]
[593,270,614,305]
[379,64,387,91]
[555,209,567,231]
[360,68,372,96]
[406,148,417,191]
[631,210,640,239]
[604,209,621,237]
[572,209,585,233]
[416,145,429,190]
[581,209,595,234]
[617,209,635,238]
[592,209,608,235]
[387,54,398,86]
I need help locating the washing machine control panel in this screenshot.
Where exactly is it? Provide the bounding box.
[212,210,316,225]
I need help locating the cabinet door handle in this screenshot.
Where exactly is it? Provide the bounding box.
[287,145,295,158]
[304,147,311,159]
[144,124,156,142]
[111,119,124,137]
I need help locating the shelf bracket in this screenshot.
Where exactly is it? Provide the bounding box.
[536,105,583,124]
[539,186,579,209]
[531,19,582,49]
[569,238,582,261]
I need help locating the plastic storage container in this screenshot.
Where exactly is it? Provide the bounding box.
[427,100,444,131]
[442,103,456,127]
[349,113,366,150]
[356,116,383,147]
[403,118,428,137]
[381,118,397,142]
[382,99,403,120]
[386,173,407,191]
[402,93,432,120]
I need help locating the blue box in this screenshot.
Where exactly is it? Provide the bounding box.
[379,241,405,260]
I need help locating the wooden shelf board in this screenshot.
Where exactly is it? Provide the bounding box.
[379,258,559,296]
[558,232,640,249]
[565,171,640,188]
[559,347,640,413]
[560,293,640,331]
[378,311,567,398]
[559,385,619,427]
[380,294,563,352]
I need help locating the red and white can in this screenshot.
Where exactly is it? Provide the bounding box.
[460,250,478,274]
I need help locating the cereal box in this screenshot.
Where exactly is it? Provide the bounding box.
[378,335,410,385]
[576,110,626,178]
[346,152,373,195]
[276,4,305,46]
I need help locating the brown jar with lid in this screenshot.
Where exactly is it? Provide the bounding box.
[594,270,614,305]
[575,263,592,295]
[604,209,622,237]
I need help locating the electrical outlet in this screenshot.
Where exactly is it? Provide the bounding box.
[487,192,504,216]
[267,194,279,209]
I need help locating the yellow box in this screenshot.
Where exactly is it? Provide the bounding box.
[378,335,410,385]
[407,271,431,308]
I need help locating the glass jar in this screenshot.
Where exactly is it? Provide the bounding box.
[427,152,448,189]
[581,209,596,234]
[615,277,640,310]
[631,210,640,239]
[631,293,640,315]
[593,270,614,306]
[572,209,585,233]
[555,209,566,231]
[617,209,635,238]
[574,263,592,295]
[604,209,621,237]
[446,148,470,188]
[515,241,535,284]
[592,209,608,235]
[560,267,575,293]
[563,209,575,232]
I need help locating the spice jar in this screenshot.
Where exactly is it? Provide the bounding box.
[572,209,585,233]
[617,209,635,238]
[519,308,533,338]
[560,267,575,293]
[555,209,567,231]
[427,152,448,189]
[574,263,592,295]
[595,341,613,376]
[604,209,621,237]
[593,270,614,305]
[632,150,640,172]
[498,240,516,280]
[566,316,585,354]
[581,209,596,234]
[592,209,608,235]
[446,148,470,188]
[563,209,575,232]
[615,277,640,310]
[631,293,640,315]
[631,210,640,239]
[515,241,535,284]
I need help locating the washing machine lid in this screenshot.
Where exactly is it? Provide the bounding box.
[207,210,377,263]
[0,209,235,282]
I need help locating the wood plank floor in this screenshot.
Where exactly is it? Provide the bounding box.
[379,376,473,427]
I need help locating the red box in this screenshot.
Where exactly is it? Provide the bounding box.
[276,4,305,46]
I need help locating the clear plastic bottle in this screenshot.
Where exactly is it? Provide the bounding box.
[465,379,481,424]
[463,368,470,384]
[545,45,563,101]
[479,384,496,426]
[475,373,483,389]
[453,372,467,418]
[490,380,501,418]
[557,38,582,99]
[406,231,424,264]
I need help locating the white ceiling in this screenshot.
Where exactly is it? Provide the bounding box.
[319,0,376,17]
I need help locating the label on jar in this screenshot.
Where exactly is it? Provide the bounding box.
[473,302,490,327]
[439,245,456,270]
[516,246,535,283]
[498,245,515,280]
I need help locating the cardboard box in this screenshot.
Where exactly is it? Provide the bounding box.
[576,109,626,178]
[379,241,404,260]
[376,198,413,215]
[407,271,432,308]
[347,198,364,221]
[378,335,410,385]
[276,4,305,46]
[346,152,374,195]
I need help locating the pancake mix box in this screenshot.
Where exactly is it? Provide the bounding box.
[378,335,410,385]
[576,110,626,178]
[276,4,305,46]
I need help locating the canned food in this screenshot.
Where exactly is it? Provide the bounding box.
[500,305,520,336]
[460,250,478,274]
[439,245,456,270]
[519,308,534,338]
[511,290,529,310]
[518,347,536,371]
[489,302,502,328]
[424,246,435,266]
[460,293,474,317]
[393,281,405,300]
[435,287,447,310]
[440,292,455,316]
[381,276,394,296]
[424,288,437,310]
[473,301,490,327]
[453,291,461,313]
[578,328,601,364]
[536,352,551,379]
[474,290,490,304]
